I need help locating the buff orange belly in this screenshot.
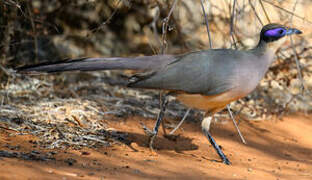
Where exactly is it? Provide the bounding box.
[176,91,243,113]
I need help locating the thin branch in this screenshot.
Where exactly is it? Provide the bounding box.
[200,0,213,48]
[289,0,307,94]
[248,0,263,26]
[89,0,121,34]
[259,0,271,23]
[227,105,246,144]
[262,0,312,24]
[199,0,245,144]
[160,0,178,54]
[26,2,38,63]
[230,0,237,49]
[169,108,190,135]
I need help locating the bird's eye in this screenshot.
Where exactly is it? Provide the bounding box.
[279,29,284,34]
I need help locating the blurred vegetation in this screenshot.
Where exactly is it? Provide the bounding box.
[0,0,312,115]
[0,0,312,150]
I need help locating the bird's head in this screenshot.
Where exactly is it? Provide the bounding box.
[259,23,302,52]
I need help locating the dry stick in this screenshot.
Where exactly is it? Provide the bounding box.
[228,0,246,144]
[230,0,237,49]
[259,0,271,23]
[262,0,312,25]
[227,105,246,144]
[248,0,264,26]
[160,0,178,134]
[151,0,190,136]
[289,0,307,95]
[147,0,178,136]
[160,0,178,54]
[26,2,38,63]
[198,0,246,144]
[89,0,121,34]
[0,65,10,76]
[200,0,213,48]
[169,108,190,135]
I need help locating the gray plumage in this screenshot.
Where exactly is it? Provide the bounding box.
[16,23,302,165]
[128,47,271,96]
[17,23,302,102]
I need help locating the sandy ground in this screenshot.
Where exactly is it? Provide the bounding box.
[0,114,311,180]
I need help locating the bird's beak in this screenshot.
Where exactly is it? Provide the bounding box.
[286,28,302,35]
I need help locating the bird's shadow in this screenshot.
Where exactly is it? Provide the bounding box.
[119,131,199,153]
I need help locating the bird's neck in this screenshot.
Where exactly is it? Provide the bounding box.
[251,40,268,56]
[252,37,287,55]
[249,40,276,65]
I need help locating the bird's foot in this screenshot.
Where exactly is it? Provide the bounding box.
[141,122,154,136]
[222,156,231,165]
[141,122,158,152]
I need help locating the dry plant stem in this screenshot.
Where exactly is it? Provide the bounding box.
[248,0,264,26]
[0,65,10,77]
[89,0,121,34]
[160,0,178,54]
[198,0,245,144]
[141,0,178,147]
[229,0,246,143]
[169,108,190,135]
[200,0,213,48]
[227,105,247,144]
[26,2,38,63]
[259,0,271,23]
[262,0,312,24]
[289,0,306,95]
[148,93,169,152]
[230,0,237,49]
[157,0,178,135]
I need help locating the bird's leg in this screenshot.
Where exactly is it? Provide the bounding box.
[201,114,231,165]
[142,93,169,152]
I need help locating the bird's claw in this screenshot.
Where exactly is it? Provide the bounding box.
[141,122,157,152]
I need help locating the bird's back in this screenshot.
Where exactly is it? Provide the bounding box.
[129,49,270,95]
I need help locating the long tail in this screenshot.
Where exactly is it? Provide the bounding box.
[17,55,176,74]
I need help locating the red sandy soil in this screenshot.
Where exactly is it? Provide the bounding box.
[0,114,311,180]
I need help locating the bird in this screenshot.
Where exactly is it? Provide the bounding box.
[17,23,302,165]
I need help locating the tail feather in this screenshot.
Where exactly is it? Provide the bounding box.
[17,55,177,74]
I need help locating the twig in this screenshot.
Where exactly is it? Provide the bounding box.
[169,108,190,135]
[262,0,312,24]
[248,0,264,26]
[0,65,10,77]
[259,0,271,23]
[200,0,213,48]
[55,125,66,139]
[0,126,19,132]
[26,2,38,63]
[289,0,307,95]
[89,0,121,34]
[228,0,247,143]
[227,106,246,144]
[82,136,110,145]
[160,0,178,54]
[199,0,245,144]
[230,0,237,49]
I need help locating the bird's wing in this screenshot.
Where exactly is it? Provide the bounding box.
[128,49,241,96]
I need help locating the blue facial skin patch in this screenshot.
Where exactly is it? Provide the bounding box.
[264,28,286,37]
